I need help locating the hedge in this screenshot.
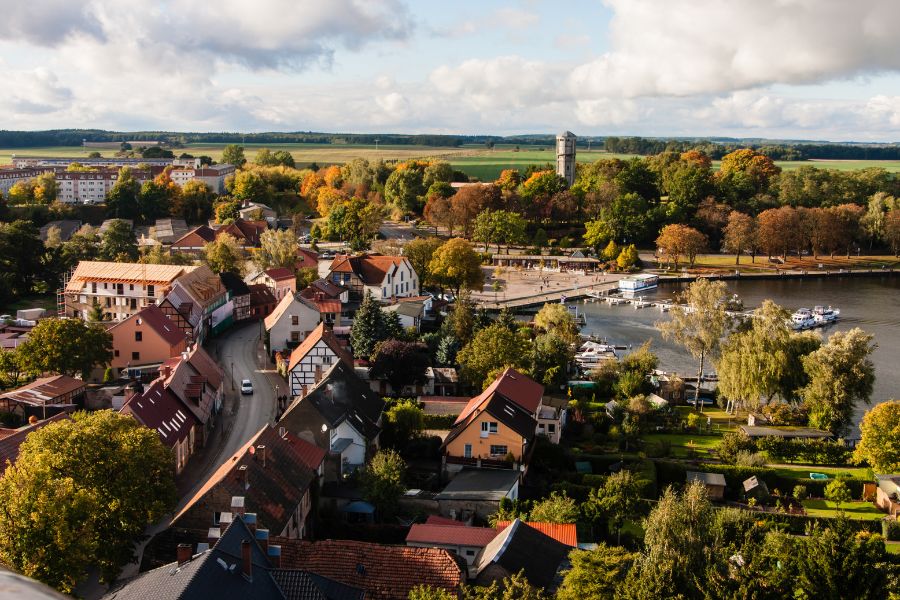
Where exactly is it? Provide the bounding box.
[422,414,457,429]
[764,512,883,536]
[575,455,657,499]
[653,460,869,501]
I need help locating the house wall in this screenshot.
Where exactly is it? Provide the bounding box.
[876,486,900,517]
[66,280,174,321]
[445,412,526,461]
[110,315,186,370]
[288,341,342,395]
[268,300,320,353]
[330,420,367,468]
[407,542,484,566]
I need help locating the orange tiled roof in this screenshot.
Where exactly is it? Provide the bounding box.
[406,523,499,547]
[287,323,353,372]
[328,254,406,285]
[494,521,578,547]
[270,538,464,600]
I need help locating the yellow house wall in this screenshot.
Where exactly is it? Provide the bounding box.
[446,411,525,460]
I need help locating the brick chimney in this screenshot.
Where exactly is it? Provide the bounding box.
[176,543,192,566]
[207,527,221,547]
[238,464,249,490]
[231,495,245,516]
[255,528,269,553]
[268,545,282,568]
[241,539,252,580]
[256,445,266,468]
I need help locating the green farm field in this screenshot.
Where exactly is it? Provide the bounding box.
[3,143,900,182]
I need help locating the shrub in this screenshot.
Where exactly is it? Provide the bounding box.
[717,431,757,464]
[793,485,808,500]
[422,414,457,429]
[735,451,768,467]
[882,519,900,541]
[686,412,701,431]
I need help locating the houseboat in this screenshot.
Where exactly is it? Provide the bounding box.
[618,274,659,294]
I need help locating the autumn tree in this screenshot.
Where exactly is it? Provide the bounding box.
[316,186,348,217]
[886,209,900,256]
[457,322,530,388]
[170,179,214,223]
[451,184,501,237]
[800,328,876,435]
[533,303,579,345]
[830,203,865,257]
[557,545,637,600]
[18,318,112,379]
[657,279,731,410]
[423,194,455,235]
[404,237,443,287]
[655,224,707,269]
[757,206,800,260]
[202,233,245,275]
[0,411,176,592]
[852,400,900,476]
[722,211,757,264]
[429,238,484,298]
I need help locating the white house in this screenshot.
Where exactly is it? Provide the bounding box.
[381,300,425,332]
[327,254,419,302]
[286,323,354,396]
[264,293,322,353]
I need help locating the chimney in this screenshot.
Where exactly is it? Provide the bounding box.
[238,464,249,490]
[255,528,269,553]
[241,539,252,580]
[268,545,282,568]
[256,445,266,468]
[207,527,221,547]
[245,513,258,533]
[231,495,245,516]
[123,385,137,403]
[176,543,192,566]
[161,364,173,379]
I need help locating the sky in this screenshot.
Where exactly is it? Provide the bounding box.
[4,0,900,141]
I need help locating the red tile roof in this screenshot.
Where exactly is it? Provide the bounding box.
[0,375,86,408]
[328,254,406,285]
[121,380,198,448]
[265,267,295,282]
[281,429,326,472]
[287,323,354,372]
[494,521,578,547]
[270,538,464,600]
[406,524,499,548]
[0,413,70,473]
[454,367,543,425]
[171,225,216,248]
[110,305,186,347]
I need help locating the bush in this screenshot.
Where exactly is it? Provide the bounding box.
[734,451,768,467]
[882,519,900,541]
[422,414,457,429]
[793,485,808,500]
[759,436,850,465]
[644,439,672,458]
[718,431,757,464]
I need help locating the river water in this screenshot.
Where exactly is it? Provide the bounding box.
[576,275,900,431]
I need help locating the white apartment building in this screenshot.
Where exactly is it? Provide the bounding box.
[56,168,153,204]
[168,163,236,194]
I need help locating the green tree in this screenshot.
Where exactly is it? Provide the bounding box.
[533,303,579,345]
[88,300,105,322]
[256,228,298,271]
[824,479,851,509]
[461,571,547,600]
[170,179,214,222]
[106,167,141,220]
[361,449,406,521]
[584,219,614,255]
[0,220,44,299]
[457,322,530,388]
[429,238,484,298]
[657,279,731,410]
[384,167,425,214]
[472,210,527,253]
[404,237,443,288]
[528,491,578,524]
[0,411,176,591]
[584,470,642,544]
[557,544,637,600]
[409,585,455,600]
[531,333,572,389]
[202,233,245,274]
[349,293,395,359]
[139,245,195,266]
[231,170,272,204]
[370,340,429,394]
[18,319,112,379]
[800,328,876,435]
[99,219,138,261]
[852,400,900,473]
[384,399,425,449]
[335,197,383,251]
[214,198,241,223]
[221,144,247,166]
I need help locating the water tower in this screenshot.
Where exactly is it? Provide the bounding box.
[556,131,576,187]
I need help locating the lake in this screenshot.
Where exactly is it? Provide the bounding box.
[577,275,900,432]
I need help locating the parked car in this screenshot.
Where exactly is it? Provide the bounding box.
[240,379,253,395]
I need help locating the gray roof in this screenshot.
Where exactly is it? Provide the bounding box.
[39,220,82,243]
[686,471,726,487]
[473,519,569,590]
[436,468,520,501]
[382,301,424,319]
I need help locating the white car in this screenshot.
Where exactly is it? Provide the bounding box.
[240,379,253,395]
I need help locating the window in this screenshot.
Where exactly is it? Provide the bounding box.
[91,282,97,294]
[489,422,498,434]
[548,424,556,433]
[134,331,142,342]
[464,444,472,458]
[481,421,498,437]
[131,351,140,360]
[117,284,124,295]
[291,315,299,326]
[114,349,120,357]
[129,284,134,291]
[489,445,508,457]
[147,285,155,298]
[465,549,476,556]
[290,331,300,342]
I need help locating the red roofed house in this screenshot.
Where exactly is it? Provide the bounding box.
[250,267,297,303]
[327,254,419,302]
[494,520,578,547]
[217,219,267,247]
[121,378,200,474]
[108,305,187,378]
[406,523,499,566]
[269,537,464,600]
[248,284,277,320]
[156,344,225,446]
[285,323,354,396]
[170,225,217,255]
[441,368,551,473]
[171,424,322,539]
[0,375,86,421]
[295,247,319,270]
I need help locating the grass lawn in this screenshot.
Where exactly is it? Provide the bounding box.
[769,464,871,481]
[801,499,883,520]
[887,542,900,555]
[667,253,900,275]
[673,406,741,432]
[641,432,722,458]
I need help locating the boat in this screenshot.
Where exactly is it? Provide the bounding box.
[618,273,659,293]
[575,341,618,368]
[790,308,816,330]
[812,305,840,325]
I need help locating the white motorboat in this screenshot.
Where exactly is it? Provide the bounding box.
[575,341,618,368]
[812,305,840,325]
[790,308,816,330]
[619,273,659,293]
